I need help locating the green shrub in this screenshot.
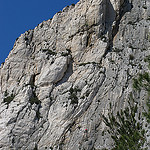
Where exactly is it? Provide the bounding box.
[103,101,146,150]
[129,54,134,60]
[42,49,56,56]
[69,87,80,105]
[79,62,98,66]
[29,91,41,105]
[61,52,68,56]
[144,55,150,69]
[36,109,41,120]
[3,94,15,105]
[4,90,9,97]
[29,96,41,105]
[3,91,15,105]
[70,94,78,104]
[133,78,141,90]
[132,56,150,133]
[79,62,91,66]
[33,144,38,150]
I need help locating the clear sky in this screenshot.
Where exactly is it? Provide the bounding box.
[0,0,79,65]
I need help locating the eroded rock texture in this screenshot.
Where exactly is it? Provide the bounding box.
[0,0,150,149]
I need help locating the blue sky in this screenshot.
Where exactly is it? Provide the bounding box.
[0,0,79,65]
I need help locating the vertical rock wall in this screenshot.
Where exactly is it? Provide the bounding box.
[0,0,150,149]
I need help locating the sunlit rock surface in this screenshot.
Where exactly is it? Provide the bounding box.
[0,0,150,149]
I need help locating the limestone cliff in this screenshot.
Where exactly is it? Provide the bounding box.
[0,0,150,149]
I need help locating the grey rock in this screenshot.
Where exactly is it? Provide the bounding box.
[0,0,150,149]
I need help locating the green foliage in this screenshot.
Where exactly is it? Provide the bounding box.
[133,78,141,90]
[144,55,150,69]
[4,90,9,97]
[29,91,41,105]
[133,69,150,123]
[33,144,38,150]
[133,72,150,91]
[42,49,56,56]
[61,52,68,56]
[24,37,28,41]
[113,47,122,52]
[36,109,41,120]
[3,91,15,105]
[129,54,135,60]
[79,62,97,66]
[128,21,134,25]
[103,101,146,150]
[69,87,81,105]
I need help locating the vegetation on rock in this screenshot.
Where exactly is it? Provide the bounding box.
[103,99,146,150]
[103,55,150,149]
[3,91,15,105]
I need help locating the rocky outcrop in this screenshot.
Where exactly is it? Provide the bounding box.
[0,0,150,149]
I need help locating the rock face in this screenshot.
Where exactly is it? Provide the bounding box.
[0,0,150,149]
